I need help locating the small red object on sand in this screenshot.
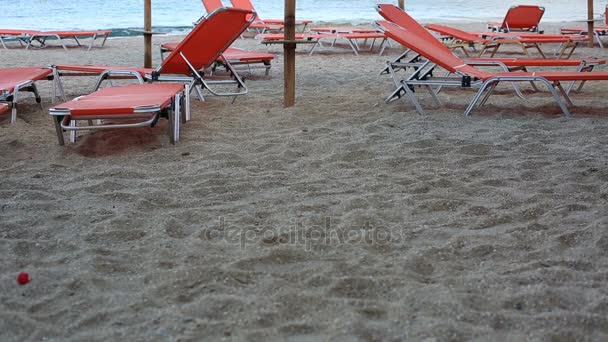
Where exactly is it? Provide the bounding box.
[17,272,30,285]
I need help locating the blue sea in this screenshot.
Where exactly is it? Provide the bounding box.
[1,0,605,35]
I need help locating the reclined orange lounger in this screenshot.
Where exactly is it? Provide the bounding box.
[49,83,187,145]
[160,44,275,75]
[487,5,545,33]
[160,5,275,76]
[426,24,584,59]
[373,17,608,117]
[53,8,255,104]
[561,5,608,48]
[376,3,604,98]
[229,0,312,31]
[0,67,55,124]
[48,8,256,145]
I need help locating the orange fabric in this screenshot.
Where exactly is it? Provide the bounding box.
[160,8,254,74]
[343,32,385,39]
[261,19,313,25]
[53,83,183,116]
[55,65,153,76]
[377,20,608,83]
[311,27,378,34]
[0,67,52,93]
[498,5,544,31]
[161,45,274,62]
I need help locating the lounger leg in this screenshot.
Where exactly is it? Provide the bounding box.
[29,83,43,109]
[541,80,572,117]
[174,93,181,143]
[465,81,497,116]
[347,39,359,56]
[401,82,426,115]
[88,34,96,51]
[70,121,77,143]
[553,81,574,107]
[184,84,191,122]
[53,116,65,146]
[596,31,604,48]
[478,82,499,107]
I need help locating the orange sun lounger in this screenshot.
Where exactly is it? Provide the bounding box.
[0,67,55,124]
[0,29,39,49]
[0,29,111,50]
[375,4,604,101]
[487,5,545,33]
[561,5,608,48]
[426,24,584,59]
[49,83,187,145]
[257,32,387,56]
[53,7,255,106]
[229,0,312,31]
[374,18,608,117]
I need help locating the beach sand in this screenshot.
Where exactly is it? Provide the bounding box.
[2,21,608,341]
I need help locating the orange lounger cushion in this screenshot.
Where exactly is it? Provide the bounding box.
[0,67,52,93]
[39,30,112,37]
[0,29,41,36]
[54,64,153,76]
[52,83,184,116]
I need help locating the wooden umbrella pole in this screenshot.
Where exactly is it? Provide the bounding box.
[144,0,152,68]
[284,0,296,107]
[398,0,405,10]
[588,0,594,48]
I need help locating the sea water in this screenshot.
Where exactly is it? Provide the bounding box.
[0,0,605,34]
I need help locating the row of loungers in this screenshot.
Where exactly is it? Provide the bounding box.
[0,29,112,50]
[4,5,608,148]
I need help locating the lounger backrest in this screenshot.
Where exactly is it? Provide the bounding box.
[425,24,485,44]
[374,20,489,80]
[500,5,544,31]
[158,7,255,74]
[229,0,255,11]
[376,4,450,49]
[201,0,225,13]
[377,4,466,60]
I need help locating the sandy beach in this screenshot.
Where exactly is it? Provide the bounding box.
[2,20,608,341]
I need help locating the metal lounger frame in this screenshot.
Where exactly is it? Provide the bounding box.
[49,85,187,145]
